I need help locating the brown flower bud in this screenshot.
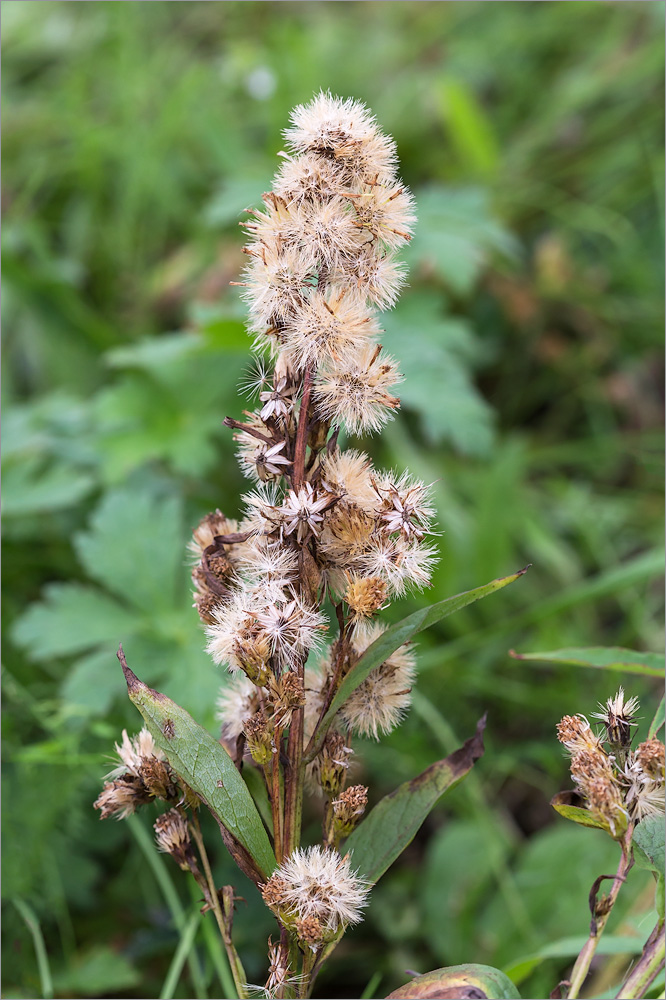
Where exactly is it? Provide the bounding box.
[154,809,194,870]
[332,784,368,836]
[318,730,351,796]
[344,574,387,620]
[295,915,325,949]
[139,757,178,801]
[244,709,274,766]
[636,739,665,779]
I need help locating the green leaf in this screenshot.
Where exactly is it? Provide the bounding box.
[649,696,665,739]
[505,935,643,987]
[345,717,485,884]
[11,584,140,660]
[382,293,495,456]
[121,654,276,879]
[312,567,528,754]
[550,791,612,834]
[386,963,521,1000]
[510,646,664,678]
[405,185,518,295]
[242,764,274,837]
[51,945,140,997]
[633,816,665,878]
[74,489,183,612]
[2,457,95,516]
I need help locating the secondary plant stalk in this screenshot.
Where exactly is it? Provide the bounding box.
[567,828,634,1000]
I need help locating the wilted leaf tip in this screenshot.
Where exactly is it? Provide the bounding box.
[117,644,166,703]
[117,643,141,693]
[448,712,487,775]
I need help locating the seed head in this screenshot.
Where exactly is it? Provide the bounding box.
[314,342,402,436]
[339,622,416,739]
[591,688,640,750]
[332,784,368,836]
[154,809,193,870]
[261,844,369,932]
[94,776,151,820]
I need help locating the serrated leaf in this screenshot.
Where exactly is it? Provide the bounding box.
[312,567,528,755]
[11,584,140,660]
[633,816,665,878]
[346,717,485,885]
[510,646,664,677]
[2,457,95,516]
[385,963,521,1000]
[550,791,612,833]
[382,293,495,455]
[74,489,183,611]
[60,648,125,718]
[649,697,665,739]
[121,656,276,879]
[405,185,518,295]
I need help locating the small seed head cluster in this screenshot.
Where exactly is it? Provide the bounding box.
[557,690,664,834]
[261,845,369,938]
[94,727,180,820]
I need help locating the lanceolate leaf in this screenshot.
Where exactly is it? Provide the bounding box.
[550,791,611,834]
[310,568,529,758]
[648,696,665,739]
[385,963,521,999]
[120,650,276,879]
[510,646,664,678]
[345,716,486,885]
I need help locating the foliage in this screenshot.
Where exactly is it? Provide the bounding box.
[2,2,663,998]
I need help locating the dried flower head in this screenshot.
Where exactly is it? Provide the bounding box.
[556,715,605,755]
[154,809,193,870]
[332,784,369,836]
[591,687,640,749]
[338,623,416,739]
[107,727,165,780]
[94,776,151,820]
[216,675,263,743]
[261,845,369,932]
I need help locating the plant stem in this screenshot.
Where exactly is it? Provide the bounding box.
[190,812,248,999]
[567,828,634,999]
[292,366,313,487]
[266,725,283,862]
[616,919,665,999]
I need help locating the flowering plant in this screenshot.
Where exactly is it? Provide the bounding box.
[94,93,527,999]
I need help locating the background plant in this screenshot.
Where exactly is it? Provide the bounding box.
[2,3,664,999]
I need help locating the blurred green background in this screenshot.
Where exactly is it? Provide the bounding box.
[2,2,664,998]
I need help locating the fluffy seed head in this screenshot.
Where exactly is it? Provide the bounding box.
[282,289,379,371]
[344,573,388,621]
[261,845,369,931]
[339,622,416,739]
[216,675,262,743]
[314,341,402,436]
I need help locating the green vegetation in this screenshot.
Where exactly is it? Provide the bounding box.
[2,3,663,998]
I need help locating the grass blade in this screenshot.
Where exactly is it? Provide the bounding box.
[160,907,201,1000]
[13,898,54,1000]
[128,814,208,999]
